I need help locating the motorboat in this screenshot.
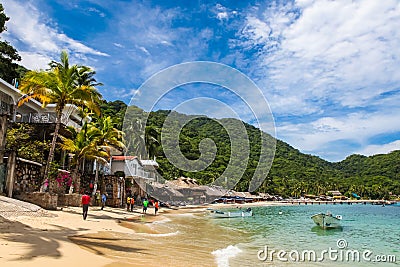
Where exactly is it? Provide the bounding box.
[209,207,253,218]
[311,212,342,229]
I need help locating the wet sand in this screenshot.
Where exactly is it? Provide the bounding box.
[0,198,222,267]
[0,198,288,267]
[0,196,183,267]
[70,209,249,267]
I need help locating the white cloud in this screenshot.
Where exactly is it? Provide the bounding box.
[240,0,400,112]
[116,88,141,100]
[241,17,272,44]
[237,0,400,160]
[2,0,108,69]
[356,140,400,156]
[138,46,150,56]
[160,40,173,46]
[277,109,400,154]
[18,52,52,70]
[87,7,105,17]
[217,12,229,21]
[214,3,239,22]
[91,2,206,81]
[113,43,124,48]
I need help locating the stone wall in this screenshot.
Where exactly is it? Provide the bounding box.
[16,192,58,210]
[57,193,81,207]
[7,158,126,209]
[102,175,125,208]
[13,158,43,194]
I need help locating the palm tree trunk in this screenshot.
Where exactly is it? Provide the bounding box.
[69,162,80,194]
[43,111,63,192]
[92,159,99,196]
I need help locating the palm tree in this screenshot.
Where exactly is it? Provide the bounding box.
[61,116,125,194]
[145,126,160,159]
[60,123,107,193]
[18,51,102,191]
[94,116,125,156]
[124,117,146,158]
[90,116,125,195]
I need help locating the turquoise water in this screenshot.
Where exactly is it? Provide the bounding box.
[98,203,399,266]
[207,204,400,267]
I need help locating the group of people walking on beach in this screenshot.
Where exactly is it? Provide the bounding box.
[127,195,159,215]
[80,191,160,220]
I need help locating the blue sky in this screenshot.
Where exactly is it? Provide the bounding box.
[2,0,400,162]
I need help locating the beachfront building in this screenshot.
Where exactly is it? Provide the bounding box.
[107,159,235,205]
[0,78,83,128]
[109,156,159,200]
[0,77,85,197]
[141,159,159,181]
[327,190,347,200]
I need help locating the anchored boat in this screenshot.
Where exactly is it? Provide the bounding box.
[209,208,253,218]
[311,212,342,229]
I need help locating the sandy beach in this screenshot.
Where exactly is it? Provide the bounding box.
[0,195,281,267]
[0,196,197,267]
[2,196,389,267]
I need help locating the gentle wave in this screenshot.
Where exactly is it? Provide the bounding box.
[211,245,242,267]
[137,230,180,237]
[150,217,172,224]
[170,213,197,218]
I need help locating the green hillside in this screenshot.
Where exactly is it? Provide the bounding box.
[106,102,400,200]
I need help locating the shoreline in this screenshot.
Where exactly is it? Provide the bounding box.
[0,197,398,266]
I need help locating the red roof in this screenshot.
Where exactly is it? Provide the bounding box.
[112,156,137,161]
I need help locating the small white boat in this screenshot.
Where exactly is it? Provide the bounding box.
[209,208,253,218]
[311,212,342,229]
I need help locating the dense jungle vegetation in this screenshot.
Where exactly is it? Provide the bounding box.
[103,102,400,200]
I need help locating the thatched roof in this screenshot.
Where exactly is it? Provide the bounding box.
[197,185,227,197]
[167,177,199,188]
[147,182,184,198]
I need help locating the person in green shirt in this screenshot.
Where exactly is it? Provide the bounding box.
[142,199,148,214]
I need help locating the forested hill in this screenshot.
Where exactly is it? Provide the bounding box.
[103,101,400,199]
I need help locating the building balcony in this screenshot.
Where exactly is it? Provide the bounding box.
[15,112,81,129]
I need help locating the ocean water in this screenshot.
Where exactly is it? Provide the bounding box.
[74,204,399,267]
[207,204,400,267]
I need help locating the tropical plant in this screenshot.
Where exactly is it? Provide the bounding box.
[100,103,400,199]
[60,115,125,194]
[60,122,107,193]
[6,123,50,163]
[145,126,160,159]
[92,116,125,156]
[0,3,27,83]
[90,115,125,194]
[18,51,103,192]
[100,100,127,130]
[125,116,146,158]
